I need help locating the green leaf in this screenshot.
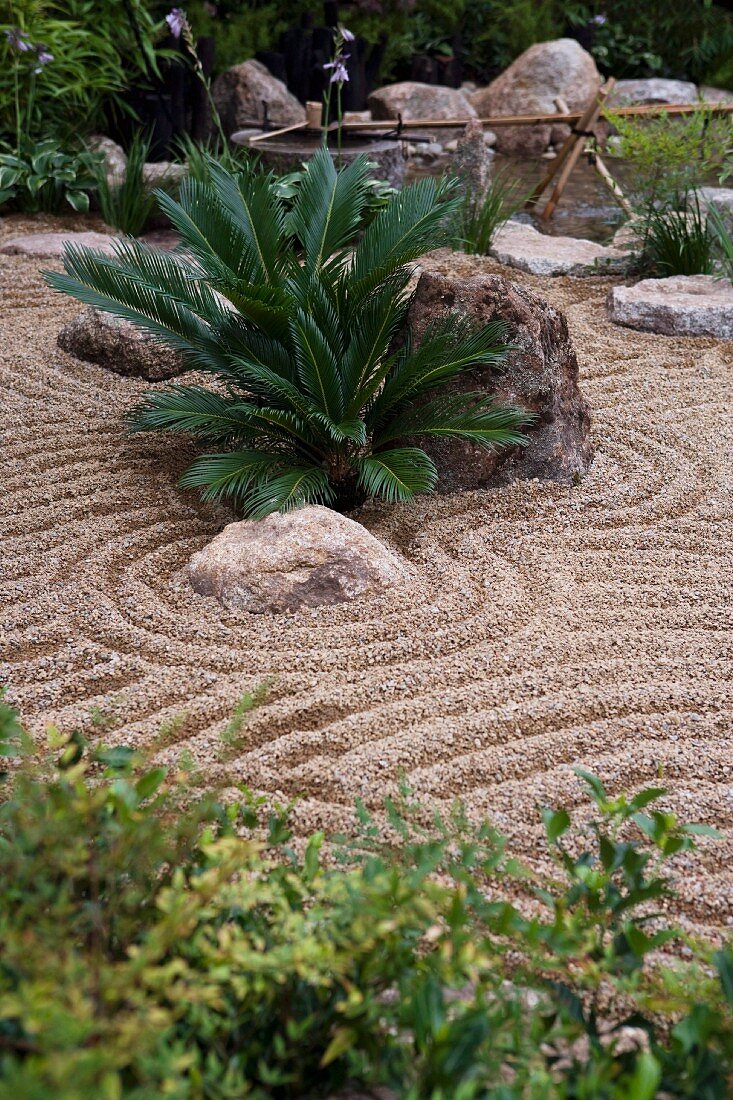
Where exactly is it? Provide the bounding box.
[626,1051,662,1100]
[135,768,167,801]
[66,189,90,212]
[713,948,733,1007]
[541,808,570,844]
[356,448,437,503]
[320,1027,357,1067]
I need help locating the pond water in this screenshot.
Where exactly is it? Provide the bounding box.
[410,152,724,244]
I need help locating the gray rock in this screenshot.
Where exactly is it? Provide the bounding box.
[142,161,187,188]
[697,187,733,232]
[368,81,475,139]
[0,231,117,258]
[88,134,127,179]
[471,39,601,155]
[58,307,184,381]
[699,85,733,104]
[490,220,627,276]
[608,79,697,106]
[403,266,594,488]
[212,59,305,137]
[188,506,410,613]
[608,275,733,338]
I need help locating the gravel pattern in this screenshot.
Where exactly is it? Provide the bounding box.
[2,214,731,938]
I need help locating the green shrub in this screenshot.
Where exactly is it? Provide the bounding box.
[45,149,530,516]
[639,193,716,277]
[93,130,162,236]
[706,200,733,284]
[0,138,98,212]
[0,696,731,1098]
[606,106,731,217]
[0,0,168,147]
[454,171,527,255]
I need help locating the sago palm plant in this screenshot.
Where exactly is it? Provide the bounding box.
[46,149,530,517]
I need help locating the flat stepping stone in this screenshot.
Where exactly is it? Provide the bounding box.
[490,221,626,277]
[0,231,117,258]
[608,275,733,338]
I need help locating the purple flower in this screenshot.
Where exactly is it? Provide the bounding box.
[166,7,187,38]
[339,26,355,42]
[324,55,350,84]
[593,13,607,24]
[5,27,33,53]
[36,49,54,65]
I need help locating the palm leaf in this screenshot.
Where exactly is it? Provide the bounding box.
[291,309,343,418]
[374,392,532,448]
[244,466,334,518]
[179,450,289,502]
[356,448,437,503]
[347,176,459,311]
[287,148,371,276]
[203,159,287,285]
[369,316,512,429]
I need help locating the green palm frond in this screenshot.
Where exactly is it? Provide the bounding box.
[291,310,343,419]
[179,451,290,502]
[131,386,256,440]
[287,148,371,276]
[347,176,459,311]
[374,392,532,449]
[369,316,512,428]
[356,448,438,503]
[155,178,270,290]
[202,160,287,285]
[244,467,334,518]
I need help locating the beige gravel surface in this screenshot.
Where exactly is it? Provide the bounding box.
[1,214,732,939]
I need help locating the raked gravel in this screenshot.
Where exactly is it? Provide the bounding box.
[1,213,732,940]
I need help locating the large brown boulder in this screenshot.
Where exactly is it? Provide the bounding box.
[403,269,593,488]
[368,81,475,138]
[58,307,184,381]
[471,39,601,155]
[212,59,305,137]
[188,506,410,614]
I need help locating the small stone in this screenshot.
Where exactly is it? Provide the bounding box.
[188,506,411,614]
[0,231,116,258]
[490,220,627,277]
[608,274,733,338]
[58,307,184,381]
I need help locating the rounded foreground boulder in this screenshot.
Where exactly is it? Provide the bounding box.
[188,506,411,614]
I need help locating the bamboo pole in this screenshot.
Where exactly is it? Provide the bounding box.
[336,101,733,131]
[591,151,633,216]
[247,121,308,144]
[540,80,615,220]
[525,85,614,207]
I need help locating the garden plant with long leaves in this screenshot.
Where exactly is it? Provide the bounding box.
[46,150,530,517]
